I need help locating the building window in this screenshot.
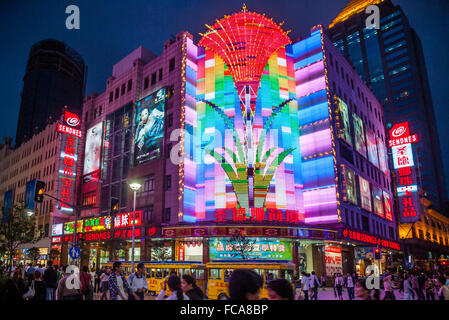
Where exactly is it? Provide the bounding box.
[144,206,154,223]
[121,83,126,95]
[151,72,157,86]
[165,175,171,190]
[138,175,155,198]
[44,224,49,237]
[115,88,119,99]
[361,215,369,232]
[144,76,149,90]
[426,232,431,241]
[109,92,113,103]
[159,68,163,81]
[127,79,132,92]
[166,85,175,100]
[163,208,171,222]
[418,229,424,239]
[169,57,175,72]
[165,143,172,159]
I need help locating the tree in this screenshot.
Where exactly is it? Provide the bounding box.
[0,205,41,271]
[26,247,41,263]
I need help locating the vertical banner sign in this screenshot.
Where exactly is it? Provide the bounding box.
[83,122,103,180]
[389,122,421,223]
[324,246,342,276]
[358,176,372,212]
[2,189,13,223]
[55,111,81,215]
[336,98,352,146]
[341,165,357,205]
[383,191,393,221]
[24,179,37,211]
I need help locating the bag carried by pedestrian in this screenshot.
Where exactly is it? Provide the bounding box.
[23,280,35,300]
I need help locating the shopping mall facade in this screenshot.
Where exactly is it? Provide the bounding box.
[46,9,402,276]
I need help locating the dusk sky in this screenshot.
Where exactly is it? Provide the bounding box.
[1,0,448,195]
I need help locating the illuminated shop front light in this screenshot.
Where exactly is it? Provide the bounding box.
[60,152,78,161]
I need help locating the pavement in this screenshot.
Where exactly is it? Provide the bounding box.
[93,287,407,300]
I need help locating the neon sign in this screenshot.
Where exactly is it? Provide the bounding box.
[84,216,111,232]
[342,228,400,250]
[388,122,418,147]
[213,208,305,223]
[113,211,142,228]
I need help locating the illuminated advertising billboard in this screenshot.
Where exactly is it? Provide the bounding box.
[209,237,292,261]
[182,32,338,225]
[366,130,379,168]
[134,88,165,166]
[83,122,103,177]
[353,114,367,158]
[336,98,352,146]
[388,122,418,147]
[324,246,342,276]
[358,176,372,212]
[113,211,142,228]
[372,187,384,218]
[392,144,414,169]
[84,216,111,232]
[63,220,83,234]
[383,191,393,221]
[51,223,63,236]
[57,110,82,138]
[342,165,357,205]
[377,137,389,175]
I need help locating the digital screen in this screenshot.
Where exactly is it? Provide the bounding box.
[83,122,103,176]
[372,187,384,218]
[336,98,352,146]
[134,88,165,166]
[342,165,357,205]
[353,114,367,158]
[366,130,379,168]
[383,191,393,221]
[358,176,372,212]
[209,237,292,261]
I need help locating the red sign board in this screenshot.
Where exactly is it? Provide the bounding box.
[342,228,400,250]
[56,123,82,138]
[63,111,81,128]
[388,122,418,147]
[51,236,62,244]
[114,211,142,228]
[214,208,305,223]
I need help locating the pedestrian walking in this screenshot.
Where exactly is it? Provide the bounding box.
[321,274,326,290]
[436,276,449,300]
[267,278,294,300]
[56,266,82,300]
[444,271,449,286]
[157,274,190,300]
[0,268,25,300]
[424,277,435,300]
[127,263,147,300]
[383,275,396,300]
[309,271,320,300]
[108,262,129,300]
[332,273,337,298]
[182,274,205,300]
[355,279,372,300]
[94,269,101,294]
[100,267,110,300]
[334,273,344,300]
[228,269,263,300]
[345,273,355,300]
[80,266,94,300]
[43,261,57,300]
[403,274,416,300]
[300,272,309,300]
[29,270,46,300]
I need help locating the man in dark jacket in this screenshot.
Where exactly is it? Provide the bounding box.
[43,261,58,300]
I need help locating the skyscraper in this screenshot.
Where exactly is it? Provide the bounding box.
[15,39,86,147]
[328,0,447,210]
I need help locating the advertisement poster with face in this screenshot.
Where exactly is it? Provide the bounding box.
[134,88,165,166]
[343,165,357,205]
[372,187,384,218]
[367,130,379,168]
[358,176,372,212]
[353,114,367,158]
[337,98,352,146]
[83,122,103,177]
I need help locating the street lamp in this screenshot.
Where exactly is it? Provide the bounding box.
[129,180,142,273]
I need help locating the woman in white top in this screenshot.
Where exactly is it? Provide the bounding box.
[156,275,190,300]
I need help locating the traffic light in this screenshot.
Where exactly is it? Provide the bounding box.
[34,180,46,203]
[111,197,119,214]
[374,247,381,260]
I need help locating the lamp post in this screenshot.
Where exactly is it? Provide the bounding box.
[129,181,142,273]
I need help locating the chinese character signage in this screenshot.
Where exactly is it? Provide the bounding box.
[56,110,82,138]
[389,122,421,224]
[324,246,342,276]
[51,223,63,236]
[209,237,292,261]
[342,165,357,205]
[342,228,401,250]
[84,216,111,232]
[55,110,81,215]
[213,208,305,224]
[133,88,165,166]
[114,211,142,228]
[83,122,103,177]
[336,98,352,146]
[63,220,83,234]
[358,176,372,212]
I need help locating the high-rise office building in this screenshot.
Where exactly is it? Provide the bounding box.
[15,39,86,147]
[328,0,447,210]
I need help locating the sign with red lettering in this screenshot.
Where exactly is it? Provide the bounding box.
[113,211,142,228]
[389,122,418,147]
[213,208,305,224]
[342,228,400,250]
[324,246,342,276]
[51,236,62,244]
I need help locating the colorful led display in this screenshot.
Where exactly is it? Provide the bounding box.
[83,122,103,176]
[372,187,384,218]
[63,220,83,234]
[342,165,357,205]
[366,129,379,168]
[134,89,165,166]
[209,237,292,261]
[353,114,367,158]
[336,98,352,146]
[84,216,111,232]
[358,176,372,212]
